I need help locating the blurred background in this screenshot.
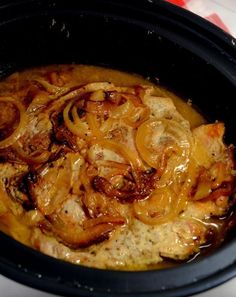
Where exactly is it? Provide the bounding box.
[166,0,236,37]
[1,0,236,296]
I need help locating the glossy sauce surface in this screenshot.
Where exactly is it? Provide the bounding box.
[0,65,234,270]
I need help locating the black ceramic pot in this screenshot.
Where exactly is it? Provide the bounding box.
[1,1,236,296]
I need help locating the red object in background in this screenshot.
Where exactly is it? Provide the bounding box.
[206,13,230,33]
[166,0,230,34]
[166,0,186,7]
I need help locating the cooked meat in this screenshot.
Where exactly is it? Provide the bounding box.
[0,162,29,215]
[142,93,190,129]
[17,113,52,156]
[32,215,206,269]
[28,152,84,215]
[192,123,226,167]
[0,65,235,270]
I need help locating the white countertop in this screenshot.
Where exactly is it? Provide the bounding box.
[184,0,236,37]
[1,0,236,296]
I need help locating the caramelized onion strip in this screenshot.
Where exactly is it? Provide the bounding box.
[136,119,192,170]
[121,93,143,107]
[110,99,133,119]
[100,118,116,134]
[86,113,103,139]
[33,79,70,96]
[83,215,125,228]
[57,82,116,104]
[97,160,130,171]
[47,82,117,112]
[133,161,197,225]
[63,100,89,139]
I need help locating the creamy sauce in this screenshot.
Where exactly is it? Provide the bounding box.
[0,65,233,271]
[70,65,206,128]
[10,64,205,128]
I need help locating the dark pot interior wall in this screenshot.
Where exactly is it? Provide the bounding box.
[0,1,236,142]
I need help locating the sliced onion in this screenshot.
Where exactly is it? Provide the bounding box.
[110,99,133,119]
[97,160,130,171]
[124,106,150,128]
[60,82,116,103]
[133,188,176,225]
[133,161,196,226]
[121,93,143,107]
[89,89,106,102]
[63,100,90,139]
[48,213,118,249]
[13,142,50,164]
[136,119,192,174]
[100,118,116,134]
[33,79,70,96]
[83,215,125,228]
[0,98,27,149]
[86,113,103,139]
[47,82,115,112]
[192,181,212,201]
[27,91,51,114]
[94,139,144,170]
[173,160,198,213]
[71,105,81,125]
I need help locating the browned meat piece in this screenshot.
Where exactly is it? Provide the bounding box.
[191,123,234,206]
[28,152,84,215]
[0,162,29,215]
[32,215,207,269]
[51,112,79,151]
